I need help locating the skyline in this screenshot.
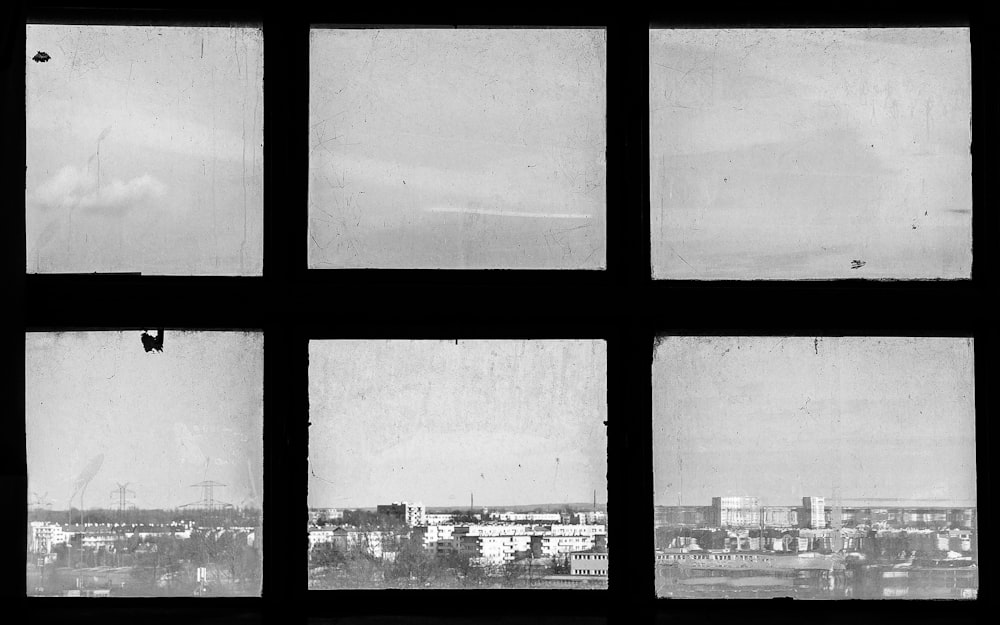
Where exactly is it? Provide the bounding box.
[26,331,264,511]
[652,336,976,508]
[308,340,608,509]
[26,25,264,275]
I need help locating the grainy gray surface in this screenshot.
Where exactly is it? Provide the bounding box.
[26,331,264,512]
[308,29,607,269]
[26,25,264,275]
[650,29,972,280]
[652,336,976,508]
[308,340,607,509]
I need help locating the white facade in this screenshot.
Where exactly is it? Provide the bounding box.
[491,512,561,523]
[29,522,69,553]
[412,524,455,551]
[804,497,827,529]
[546,524,606,537]
[461,534,532,566]
[571,511,607,525]
[712,496,761,527]
[533,534,596,557]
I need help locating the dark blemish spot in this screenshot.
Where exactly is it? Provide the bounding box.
[724,177,728,182]
[850,260,866,269]
[912,224,917,230]
[403,180,406,184]
[814,338,818,354]
[924,211,928,216]
[141,329,164,352]
[32,51,51,63]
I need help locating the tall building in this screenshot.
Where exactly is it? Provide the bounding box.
[710,496,760,527]
[376,501,426,527]
[802,496,826,529]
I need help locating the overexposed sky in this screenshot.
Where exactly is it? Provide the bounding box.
[650,28,972,279]
[26,331,264,510]
[26,25,263,275]
[653,336,977,507]
[309,29,607,269]
[309,340,608,508]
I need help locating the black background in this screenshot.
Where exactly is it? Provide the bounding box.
[3,2,991,624]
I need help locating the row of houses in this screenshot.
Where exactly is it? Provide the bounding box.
[656,501,975,530]
[28,521,256,554]
[308,523,609,566]
[372,501,607,527]
[666,527,975,555]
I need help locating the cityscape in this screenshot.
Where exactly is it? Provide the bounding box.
[308,500,608,589]
[25,331,265,597]
[653,336,977,599]
[308,340,608,589]
[27,504,262,597]
[655,496,976,598]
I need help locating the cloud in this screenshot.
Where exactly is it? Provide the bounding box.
[425,206,593,219]
[32,165,167,215]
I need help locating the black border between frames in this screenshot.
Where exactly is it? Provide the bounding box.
[5,2,994,625]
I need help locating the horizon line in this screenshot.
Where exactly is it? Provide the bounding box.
[309,501,608,510]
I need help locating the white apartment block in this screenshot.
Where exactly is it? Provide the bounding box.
[804,497,826,529]
[532,534,597,557]
[571,511,607,525]
[307,527,390,558]
[460,534,532,566]
[545,524,607,537]
[412,524,456,550]
[28,522,70,553]
[455,524,532,537]
[491,512,562,523]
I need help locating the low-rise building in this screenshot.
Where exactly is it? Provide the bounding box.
[308,526,392,559]
[490,512,562,523]
[460,534,531,566]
